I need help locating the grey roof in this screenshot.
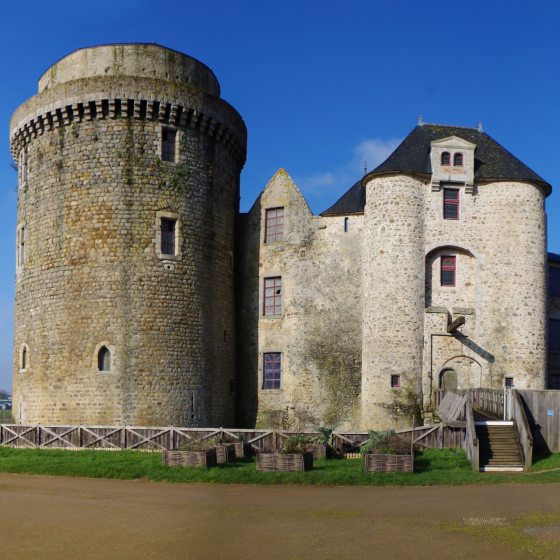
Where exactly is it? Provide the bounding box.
[548,252,560,262]
[367,124,551,194]
[320,180,365,216]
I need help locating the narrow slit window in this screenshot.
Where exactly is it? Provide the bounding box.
[264,353,281,389]
[454,153,463,166]
[264,277,282,315]
[344,217,349,232]
[443,189,459,220]
[265,208,284,243]
[17,227,25,266]
[441,152,451,166]
[391,375,400,388]
[191,393,195,419]
[162,129,176,162]
[98,347,111,372]
[161,219,176,255]
[441,256,456,287]
[22,347,27,369]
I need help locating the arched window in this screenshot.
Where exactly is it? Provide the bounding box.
[441,152,451,166]
[98,346,111,371]
[454,153,463,166]
[439,369,457,391]
[22,346,27,369]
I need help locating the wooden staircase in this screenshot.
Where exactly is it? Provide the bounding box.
[475,421,523,472]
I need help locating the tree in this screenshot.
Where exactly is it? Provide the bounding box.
[0,390,11,400]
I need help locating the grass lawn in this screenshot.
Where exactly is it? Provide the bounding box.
[1,446,560,486]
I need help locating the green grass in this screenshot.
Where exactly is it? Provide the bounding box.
[0,446,560,486]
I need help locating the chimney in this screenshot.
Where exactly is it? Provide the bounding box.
[478,121,483,132]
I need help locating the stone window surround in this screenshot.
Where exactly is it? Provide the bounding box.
[155,125,183,166]
[93,341,117,374]
[438,251,460,290]
[391,374,401,388]
[155,211,182,261]
[19,343,29,373]
[262,205,285,245]
[260,271,284,318]
[259,348,284,391]
[19,148,28,187]
[436,184,464,222]
[16,222,26,272]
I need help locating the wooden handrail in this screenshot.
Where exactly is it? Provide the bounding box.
[463,391,479,472]
[512,390,533,471]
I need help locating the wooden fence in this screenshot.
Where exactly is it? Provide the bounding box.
[518,390,560,454]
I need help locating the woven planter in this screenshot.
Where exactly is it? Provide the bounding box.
[364,453,413,473]
[162,449,217,469]
[310,444,327,459]
[234,441,253,458]
[257,452,313,472]
[215,443,236,463]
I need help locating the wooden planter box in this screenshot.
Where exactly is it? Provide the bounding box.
[215,443,236,463]
[364,453,413,473]
[234,442,253,458]
[162,449,217,469]
[311,444,327,459]
[257,452,313,472]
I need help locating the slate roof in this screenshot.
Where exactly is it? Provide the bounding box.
[321,124,551,216]
[548,252,560,263]
[320,179,365,216]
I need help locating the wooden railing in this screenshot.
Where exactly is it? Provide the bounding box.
[432,389,446,408]
[472,388,504,418]
[512,390,533,471]
[462,391,479,471]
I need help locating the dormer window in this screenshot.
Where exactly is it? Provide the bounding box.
[454,153,463,166]
[441,152,451,166]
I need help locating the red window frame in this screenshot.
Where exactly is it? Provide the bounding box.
[162,129,176,162]
[551,375,560,390]
[391,375,400,388]
[263,353,281,389]
[161,219,176,255]
[264,277,282,315]
[441,255,456,287]
[443,188,459,220]
[505,377,514,388]
[265,207,284,243]
[454,153,463,166]
[441,152,451,166]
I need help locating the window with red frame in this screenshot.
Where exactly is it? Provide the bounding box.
[264,277,282,315]
[441,256,456,286]
[162,129,176,162]
[505,377,514,388]
[443,189,459,220]
[551,375,560,390]
[441,152,451,166]
[550,267,560,297]
[265,207,284,243]
[263,353,281,389]
[391,375,400,388]
[550,320,560,351]
[454,153,463,166]
[161,219,176,254]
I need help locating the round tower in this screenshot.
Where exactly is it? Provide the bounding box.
[10,44,246,426]
[361,174,425,430]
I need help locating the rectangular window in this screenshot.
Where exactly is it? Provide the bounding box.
[441,256,456,286]
[265,207,284,243]
[264,353,281,389]
[264,277,282,315]
[161,219,176,255]
[550,267,560,297]
[17,227,25,266]
[443,189,459,220]
[550,320,560,352]
[344,217,349,232]
[162,129,176,163]
[551,375,560,390]
[391,375,400,388]
[505,377,514,388]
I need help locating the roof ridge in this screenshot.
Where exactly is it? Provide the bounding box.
[423,123,479,130]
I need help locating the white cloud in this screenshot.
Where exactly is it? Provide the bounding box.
[295,137,402,196]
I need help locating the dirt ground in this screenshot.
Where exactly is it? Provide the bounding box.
[1,474,560,560]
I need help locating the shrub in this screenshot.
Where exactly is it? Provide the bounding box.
[360,429,396,455]
[281,434,312,454]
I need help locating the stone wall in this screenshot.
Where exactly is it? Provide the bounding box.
[11,46,246,426]
[236,170,363,430]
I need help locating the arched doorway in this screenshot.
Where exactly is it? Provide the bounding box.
[439,369,457,391]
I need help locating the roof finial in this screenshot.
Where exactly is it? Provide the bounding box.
[418,115,423,126]
[478,121,483,132]
[364,160,367,176]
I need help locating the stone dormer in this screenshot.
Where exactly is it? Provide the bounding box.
[430,136,476,194]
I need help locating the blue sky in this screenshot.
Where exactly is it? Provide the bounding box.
[0,0,558,391]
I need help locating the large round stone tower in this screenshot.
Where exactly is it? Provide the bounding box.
[10,44,246,426]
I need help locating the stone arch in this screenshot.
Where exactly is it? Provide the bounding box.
[92,341,117,372]
[439,368,457,391]
[19,343,29,371]
[440,355,483,390]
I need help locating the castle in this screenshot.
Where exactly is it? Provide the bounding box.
[10,44,559,431]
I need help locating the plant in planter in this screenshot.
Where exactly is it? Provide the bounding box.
[256,433,313,472]
[361,430,415,473]
[163,440,217,468]
[234,432,252,458]
[313,424,337,458]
